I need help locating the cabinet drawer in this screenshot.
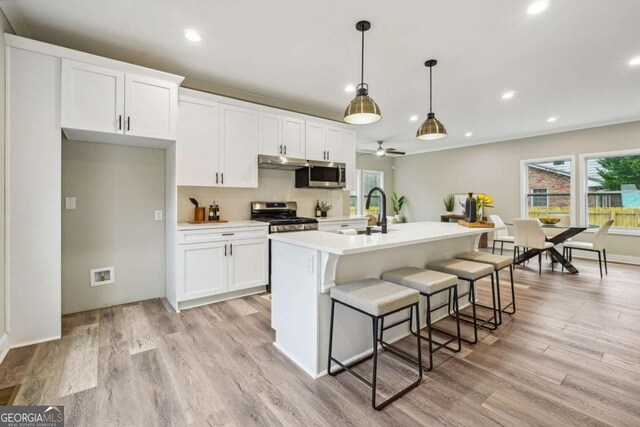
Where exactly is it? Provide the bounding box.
[178,226,267,244]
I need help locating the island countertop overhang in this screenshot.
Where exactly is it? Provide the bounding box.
[268,221,503,255]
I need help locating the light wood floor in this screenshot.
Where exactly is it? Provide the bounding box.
[1,257,640,426]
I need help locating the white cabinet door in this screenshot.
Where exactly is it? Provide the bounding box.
[342,130,356,191]
[305,122,326,161]
[325,127,344,162]
[61,59,125,134]
[227,238,268,292]
[124,73,178,140]
[176,98,220,186]
[178,242,228,301]
[258,112,282,156]
[220,104,258,188]
[282,116,305,158]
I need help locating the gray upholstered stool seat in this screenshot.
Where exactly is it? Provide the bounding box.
[426,259,494,281]
[381,267,462,371]
[455,252,513,270]
[382,267,458,294]
[330,278,419,316]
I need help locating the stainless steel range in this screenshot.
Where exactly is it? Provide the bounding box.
[250,201,318,233]
[251,201,318,292]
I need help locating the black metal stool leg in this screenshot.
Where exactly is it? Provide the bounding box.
[425,295,433,371]
[494,269,502,325]
[371,316,379,409]
[327,299,336,375]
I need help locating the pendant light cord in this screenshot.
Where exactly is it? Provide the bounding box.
[429,65,433,113]
[360,28,365,86]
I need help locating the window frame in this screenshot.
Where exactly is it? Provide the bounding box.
[520,155,577,223]
[578,149,640,236]
[351,169,384,216]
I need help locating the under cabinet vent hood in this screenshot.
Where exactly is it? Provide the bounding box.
[258,155,309,171]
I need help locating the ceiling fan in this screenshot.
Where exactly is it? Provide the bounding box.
[361,141,406,157]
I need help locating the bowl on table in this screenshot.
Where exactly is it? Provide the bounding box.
[538,217,561,225]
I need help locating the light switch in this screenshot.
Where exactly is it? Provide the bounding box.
[155,210,163,221]
[65,197,76,210]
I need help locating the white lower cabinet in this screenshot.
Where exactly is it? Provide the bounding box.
[177,227,268,303]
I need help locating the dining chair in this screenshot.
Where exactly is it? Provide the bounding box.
[562,219,613,278]
[513,219,555,275]
[489,214,514,255]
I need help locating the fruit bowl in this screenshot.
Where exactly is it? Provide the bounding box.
[538,217,561,225]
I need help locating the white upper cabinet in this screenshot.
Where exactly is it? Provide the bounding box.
[124,73,177,140]
[305,121,347,163]
[325,127,344,162]
[61,59,179,144]
[61,59,124,134]
[258,112,282,156]
[305,122,326,161]
[176,97,220,187]
[282,116,305,158]
[220,104,259,188]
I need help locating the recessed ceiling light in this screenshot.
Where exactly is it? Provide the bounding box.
[465,132,473,137]
[502,91,516,99]
[527,1,549,15]
[547,116,558,122]
[409,115,419,122]
[629,57,640,66]
[184,30,201,42]
[345,84,355,93]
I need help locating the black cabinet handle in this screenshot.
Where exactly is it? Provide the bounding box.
[222,233,234,236]
[224,244,227,257]
[221,173,224,185]
[279,145,282,154]
[216,172,219,184]
[327,150,330,160]
[118,115,122,130]
[284,145,287,155]
[230,243,233,256]
[127,116,131,131]
[323,150,326,160]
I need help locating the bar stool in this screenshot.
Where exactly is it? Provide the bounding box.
[381,267,461,371]
[455,252,516,324]
[327,278,423,410]
[426,259,497,344]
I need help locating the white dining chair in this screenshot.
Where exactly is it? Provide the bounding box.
[513,219,555,275]
[562,219,613,278]
[489,214,514,255]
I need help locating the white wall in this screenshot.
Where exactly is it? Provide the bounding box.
[178,168,348,222]
[62,139,166,314]
[394,121,640,259]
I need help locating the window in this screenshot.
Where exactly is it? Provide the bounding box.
[531,188,548,207]
[582,153,640,230]
[350,169,384,216]
[521,157,574,220]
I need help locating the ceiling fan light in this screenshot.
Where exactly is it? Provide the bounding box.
[344,94,382,125]
[416,113,447,140]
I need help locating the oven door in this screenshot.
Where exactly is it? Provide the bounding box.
[303,162,346,188]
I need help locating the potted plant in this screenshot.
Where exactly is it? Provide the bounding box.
[391,192,406,222]
[319,201,332,218]
[476,193,494,220]
[443,193,455,214]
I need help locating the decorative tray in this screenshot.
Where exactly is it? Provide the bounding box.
[458,220,495,228]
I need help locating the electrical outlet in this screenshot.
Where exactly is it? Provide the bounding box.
[65,197,76,210]
[155,210,163,221]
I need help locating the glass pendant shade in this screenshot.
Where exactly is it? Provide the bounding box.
[344,88,382,125]
[416,112,447,140]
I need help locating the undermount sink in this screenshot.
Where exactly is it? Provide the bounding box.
[333,228,388,235]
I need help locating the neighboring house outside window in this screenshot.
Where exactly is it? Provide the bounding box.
[531,188,548,207]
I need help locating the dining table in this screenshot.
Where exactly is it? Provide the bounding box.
[505,222,595,274]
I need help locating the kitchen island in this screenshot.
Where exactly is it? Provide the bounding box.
[268,221,502,378]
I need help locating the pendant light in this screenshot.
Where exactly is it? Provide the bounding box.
[344,20,382,125]
[416,59,447,140]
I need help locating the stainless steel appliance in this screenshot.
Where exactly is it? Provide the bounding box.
[251,201,318,291]
[295,161,346,189]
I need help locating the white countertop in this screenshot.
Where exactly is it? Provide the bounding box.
[268,221,502,255]
[315,216,367,222]
[177,220,268,231]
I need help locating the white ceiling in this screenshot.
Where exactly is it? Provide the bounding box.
[2,0,640,155]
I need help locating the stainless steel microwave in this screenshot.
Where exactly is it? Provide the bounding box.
[295,160,346,189]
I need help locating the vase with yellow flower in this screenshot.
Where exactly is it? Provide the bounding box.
[476,193,494,221]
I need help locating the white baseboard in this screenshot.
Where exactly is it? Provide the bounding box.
[177,286,267,311]
[10,335,61,349]
[0,333,9,364]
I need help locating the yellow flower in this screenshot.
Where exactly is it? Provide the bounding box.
[486,197,493,204]
[478,194,485,200]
